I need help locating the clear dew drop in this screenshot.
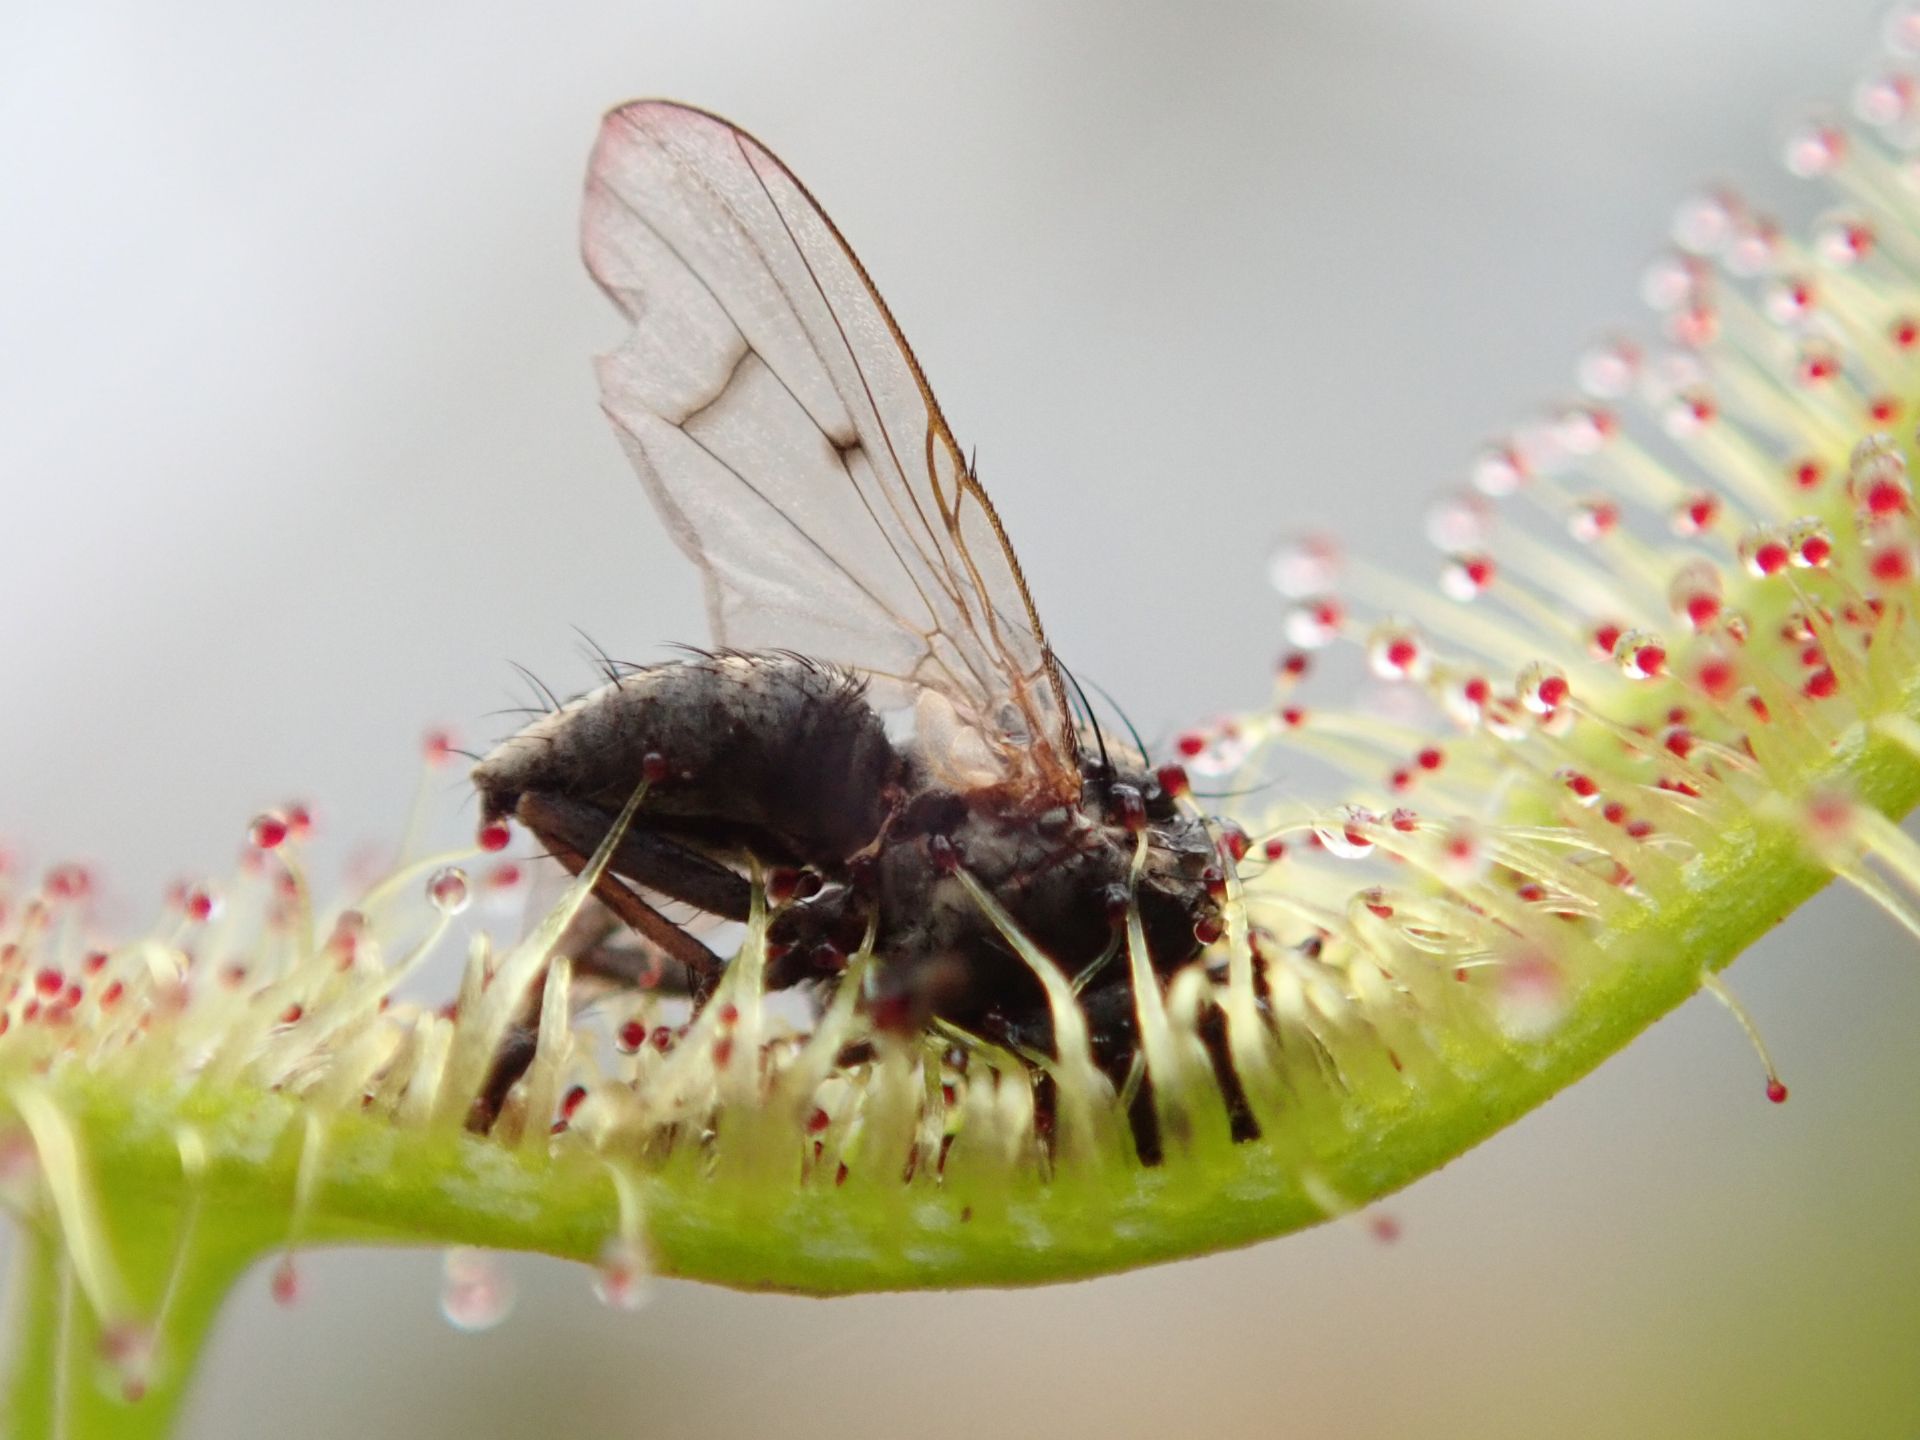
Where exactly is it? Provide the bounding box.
[1283,597,1344,650]
[1855,69,1916,127]
[1424,489,1493,551]
[1726,214,1783,277]
[1640,252,1702,312]
[1517,662,1570,716]
[1781,114,1847,178]
[1439,553,1495,602]
[1186,729,1253,780]
[1848,436,1911,516]
[1265,534,1342,598]
[1553,404,1615,457]
[440,1247,516,1333]
[1786,519,1835,569]
[1476,698,1524,742]
[1762,274,1817,326]
[1611,629,1667,680]
[1851,433,1907,472]
[1738,525,1792,578]
[592,1236,653,1312]
[1813,210,1874,266]
[1668,559,1724,630]
[1576,336,1641,399]
[1312,805,1378,860]
[427,866,471,915]
[1662,388,1717,438]
[1469,443,1528,497]
[1671,189,1741,256]
[1568,497,1618,544]
[1365,622,1431,682]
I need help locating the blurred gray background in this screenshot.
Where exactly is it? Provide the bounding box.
[5,2,1918,1437]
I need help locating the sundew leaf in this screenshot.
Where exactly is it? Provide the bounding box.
[11,26,1920,1440]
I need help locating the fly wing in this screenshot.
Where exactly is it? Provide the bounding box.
[582,101,1079,804]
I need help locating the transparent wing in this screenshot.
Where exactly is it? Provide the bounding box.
[583,100,1079,804]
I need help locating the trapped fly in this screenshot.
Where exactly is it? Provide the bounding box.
[472,103,1245,1155]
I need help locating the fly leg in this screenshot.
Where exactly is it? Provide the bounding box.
[519,789,753,981]
[467,791,755,1132]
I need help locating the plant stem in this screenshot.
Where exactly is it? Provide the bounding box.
[3,1201,263,1439]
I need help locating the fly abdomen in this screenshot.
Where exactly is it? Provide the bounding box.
[473,651,902,865]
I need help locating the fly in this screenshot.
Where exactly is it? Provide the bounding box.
[471,103,1242,1156]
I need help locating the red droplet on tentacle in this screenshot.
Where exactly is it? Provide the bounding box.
[249,812,289,851]
[45,865,92,902]
[1869,542,1916,584]
[1218,821,1251,863]
[181,886,217,924]
[928,834,963,876]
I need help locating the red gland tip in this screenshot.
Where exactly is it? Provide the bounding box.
[1765,1078,1789,1104]
[182,886,216,924]
[1218,820,1251,862]
[1109,783,1146,834]
[249,812,290,850]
